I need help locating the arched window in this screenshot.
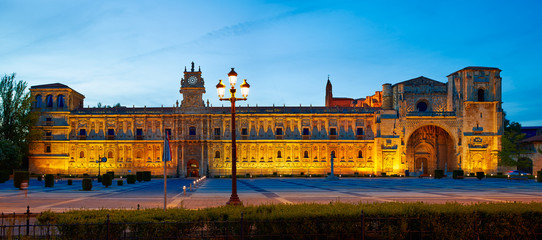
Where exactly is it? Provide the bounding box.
[331,151,336,158]
[477,89,485,102]
[136,151,142,159]
[46,95,53,108]
[57,95,65,108]
[277,151,282,158]
[304,151,309,158]
[35,95,42,108]
[79,151,84,158]
[358,150,363,158]
[215,151,221,158]
[416,101,428,112]
[107,151,113,159]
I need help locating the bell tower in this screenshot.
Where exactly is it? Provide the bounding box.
[180,62,206,108]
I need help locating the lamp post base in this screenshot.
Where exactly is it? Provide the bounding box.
[226,194,243,206]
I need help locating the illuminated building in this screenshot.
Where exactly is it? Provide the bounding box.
[28,63,503,177]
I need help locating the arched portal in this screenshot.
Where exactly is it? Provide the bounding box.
[407,125,456,174]
[187,159,199,177]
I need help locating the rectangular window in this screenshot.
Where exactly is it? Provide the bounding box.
[45,131,52,136]
[330,128,337,135]
[356,127,364,135]
[136,129,143,136]
[214,128,221,136]
[45,145,51,153]
[165,128,172,137]
[107,129,115,136]
[79,129,87,136]
[189,127,196,135]
[275,128,283,136]
[241,128,248,135]
[302,128,310,135]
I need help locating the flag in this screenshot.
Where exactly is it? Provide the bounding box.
[163,131,171,162]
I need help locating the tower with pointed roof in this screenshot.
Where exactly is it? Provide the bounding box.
[180,62,206,108]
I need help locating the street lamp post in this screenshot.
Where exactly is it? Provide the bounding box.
[96,156,107,176]
[216,68,250,206]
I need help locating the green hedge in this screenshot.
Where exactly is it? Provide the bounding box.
[127,174,136,184]
[117,179,123,186]
[537,171,542,183]
[67,179,73,185]
[36,202,542,239]
[452,170,464,179]
[0,170,9,183]
[476,172,485,180]
[434,169,444,179]
[45,174,55,187]
[143,171,151,181]
[136,172,144,182]
[82,178,92,191]
[102,174,113,188]
[13,171,29,189]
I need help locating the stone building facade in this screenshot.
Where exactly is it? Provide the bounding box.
[28,64,504,177]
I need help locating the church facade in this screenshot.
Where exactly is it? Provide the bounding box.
[28,64,504,177]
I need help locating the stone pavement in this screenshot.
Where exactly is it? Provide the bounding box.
[1,177,541,213]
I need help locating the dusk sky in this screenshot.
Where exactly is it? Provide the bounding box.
[1,0,541,125]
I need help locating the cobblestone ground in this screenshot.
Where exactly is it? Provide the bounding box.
[1,177,541,213]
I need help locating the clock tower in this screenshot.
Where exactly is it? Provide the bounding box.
[180,62,206,108]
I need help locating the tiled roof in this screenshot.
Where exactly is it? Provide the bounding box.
[522,135,542,143]
[447,66,501,76]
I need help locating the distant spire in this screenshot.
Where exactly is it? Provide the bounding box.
[198,66,201,72]
[184,66,187,72]
[191,62,195,72]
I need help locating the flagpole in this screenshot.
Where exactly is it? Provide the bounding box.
[164,155,167,211]
[163,132,169,211]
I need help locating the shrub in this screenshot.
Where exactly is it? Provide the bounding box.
[97,175,103,183]
[127,175,136,184]
[136,172,144,182]
[107,171,115,178]
[36,202,542,240]
[37,175,42,181]
[82,178,92,191]
[434,169,444,179]
[102,174,113,188]
[469,173,475,177]
[45,174,55,187]
[273,172,277,176]
[354,172,359,177]
[117,179,123,186]
[68,179,73,185]
[245,173,251,178]
[380,172,387,177]
[452,170,464,179]
[0,170,9,183]
[537,171,542,183]
[497,172,503,176]
[13,171,29,189]
[143,171,151,181]
[476,172,485,180]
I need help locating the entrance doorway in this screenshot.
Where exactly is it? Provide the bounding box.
[407,125,456,174]
[187,159,199,177]
[415,157,429,174]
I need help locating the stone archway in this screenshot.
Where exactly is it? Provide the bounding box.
[187,159,199,177]
[407,125,456,174]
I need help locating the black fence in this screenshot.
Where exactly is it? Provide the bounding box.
[1,211,541,239]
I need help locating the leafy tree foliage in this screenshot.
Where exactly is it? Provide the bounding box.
[0,73,39,170]
[498,115,528,167]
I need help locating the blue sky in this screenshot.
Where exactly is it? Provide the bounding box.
[1,0,541,125]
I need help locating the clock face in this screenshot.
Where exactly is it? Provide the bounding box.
[188,76,197,85]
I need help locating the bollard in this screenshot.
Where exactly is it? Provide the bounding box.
[183,186,186,196]
[26,206,30,236]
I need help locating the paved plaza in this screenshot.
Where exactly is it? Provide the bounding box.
[0,177,541,213]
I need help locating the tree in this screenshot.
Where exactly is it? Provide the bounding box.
[498,114,528,167]
[0,73,39,170]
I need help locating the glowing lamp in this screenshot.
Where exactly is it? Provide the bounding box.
[216,80,226,98]
[228,68,238,86]
[240,79,250,98]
